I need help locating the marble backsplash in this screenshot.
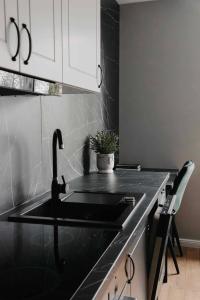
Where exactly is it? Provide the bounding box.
[0,0,119,214]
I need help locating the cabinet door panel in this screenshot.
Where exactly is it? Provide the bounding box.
[0,0,19,71]
[62,0,100,92]
[30,0,55,60]
[18,0,62,82]
[69,0,97,76]
[130,229,147,300]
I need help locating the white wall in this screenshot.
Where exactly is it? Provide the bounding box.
[119,0,200,239]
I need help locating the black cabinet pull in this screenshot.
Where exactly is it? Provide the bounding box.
[22,23,32,65]
[98,64,103,88]
[10,17,20,61]
[125,254,135,284]
[128,254,135,283]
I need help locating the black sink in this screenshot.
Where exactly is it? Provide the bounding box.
[25,201,128,221]
[9,191,145,228]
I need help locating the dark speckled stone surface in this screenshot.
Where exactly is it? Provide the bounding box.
[0,222,118,300]
[70,170,169,194]
[0,170,169,300]
[70,170,169,299]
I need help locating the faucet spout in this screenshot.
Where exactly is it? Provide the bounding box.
[55,129,64,150]
[53,129,63,179]
[51,129,67,203]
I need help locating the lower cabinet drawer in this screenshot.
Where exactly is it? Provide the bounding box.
[101,255,130,300]
[129,228,147,300]
[100,227,147,300]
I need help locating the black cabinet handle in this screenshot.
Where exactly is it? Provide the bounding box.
[125,254,135,284]
[129,254,135,283]
[10,17,20,61]
[125,256,129,280]
[98,64,103,88]
[22,23,32,65]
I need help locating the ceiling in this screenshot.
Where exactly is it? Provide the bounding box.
[116,0,155,4]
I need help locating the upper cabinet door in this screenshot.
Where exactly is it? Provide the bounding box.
[0,0,20,71]
[62,0,101,92]
[18,0,62,82]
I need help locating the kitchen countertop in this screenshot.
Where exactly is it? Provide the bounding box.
[0,170,169,300]
[141,168,178,188]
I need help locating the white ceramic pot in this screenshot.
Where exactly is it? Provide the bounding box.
[97,153,115,174]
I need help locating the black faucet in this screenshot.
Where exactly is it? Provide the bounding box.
[51,129,67,203]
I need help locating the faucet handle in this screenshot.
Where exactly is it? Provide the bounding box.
[60,175,68,194]
[61,175,66,185]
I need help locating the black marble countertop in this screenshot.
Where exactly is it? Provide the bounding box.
[0,170,169,300]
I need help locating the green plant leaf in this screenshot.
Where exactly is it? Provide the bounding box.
[90,130,119,154]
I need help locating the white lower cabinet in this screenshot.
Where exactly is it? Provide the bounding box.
[101,255,129,300]
[100,228,147,300]
[129,228,147,300]
[62,0,101,92]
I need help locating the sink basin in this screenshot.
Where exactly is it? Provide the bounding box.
[25,201,128,221]
[9,191,145,228]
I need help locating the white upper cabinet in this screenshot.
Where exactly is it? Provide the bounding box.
[0,0,19,71]
[0,0,101,91]
[62,0,101,92]
[18,0,62,82]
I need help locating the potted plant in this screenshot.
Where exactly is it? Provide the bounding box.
[90,130,119,173]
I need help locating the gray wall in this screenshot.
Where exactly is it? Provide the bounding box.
[119,0,200,239]
[0,0,119,215]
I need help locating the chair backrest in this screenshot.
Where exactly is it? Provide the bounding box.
[171,160,195,213]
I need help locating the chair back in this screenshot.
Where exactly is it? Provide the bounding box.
[171,161,195,213]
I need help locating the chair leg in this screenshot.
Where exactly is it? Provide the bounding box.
[171,225,175,247]
[151,235,167,300]
[168,237,180,274]
[172,217,183,257]
[163,247,168,283]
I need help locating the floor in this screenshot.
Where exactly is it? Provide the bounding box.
[160,247,200,300]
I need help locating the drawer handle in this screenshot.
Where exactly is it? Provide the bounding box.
[125,254,135,284]
[10,17,20,61]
